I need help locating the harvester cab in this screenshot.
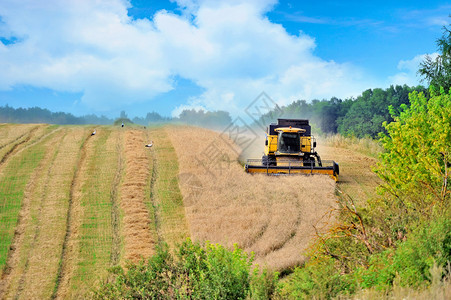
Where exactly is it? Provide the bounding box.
[245,118,339,181]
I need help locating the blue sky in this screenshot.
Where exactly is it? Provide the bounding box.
[0,0,449,119]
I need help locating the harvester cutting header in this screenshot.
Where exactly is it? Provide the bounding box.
[245,119,339,181]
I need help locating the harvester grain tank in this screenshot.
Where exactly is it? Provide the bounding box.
[245,118,339,181]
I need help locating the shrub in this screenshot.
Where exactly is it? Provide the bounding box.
[375,88,451,218]
[93,239,277,299]
[357,217,451,290]
[279,217,451,299]
[249,267,280,300]
[279,255,356,299]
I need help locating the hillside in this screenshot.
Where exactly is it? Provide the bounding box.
[0,124,377,299]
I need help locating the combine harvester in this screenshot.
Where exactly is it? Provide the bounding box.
[245,119,339,181]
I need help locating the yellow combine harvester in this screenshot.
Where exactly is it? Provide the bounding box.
[245,118,339,181]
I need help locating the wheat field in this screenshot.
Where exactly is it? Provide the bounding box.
[0,123,380,299]
[166,125,337,270]
[0,125,157,299]
[0,124,195,299]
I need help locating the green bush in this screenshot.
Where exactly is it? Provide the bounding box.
[249,267,280,300]
[375,88,451,217]
[357,217,451,290]
[93,239,278,299]
[279,217,450,298]
[279,256,356,299]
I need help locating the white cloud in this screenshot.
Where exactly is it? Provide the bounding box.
[0,0,377,115]
[388,53,439,87]
[426,16,449,27]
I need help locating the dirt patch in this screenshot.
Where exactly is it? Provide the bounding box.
[119,129,155,263]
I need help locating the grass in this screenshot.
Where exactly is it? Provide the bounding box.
[1,125,161,299]
[316,134,382,206]
[143,130,159,244]
[147,127,190,249]
[353,267,451,300]
[0,125,190,298]
[66,127,122,298]
[0,140,45,269]
[0,126,66,299]
[0,124,39,162]
[320,133,383,158]
[18,127,87,299]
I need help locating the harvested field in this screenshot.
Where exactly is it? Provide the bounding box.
[0,124,381,298]
[0,126,160,299]
[0,126,88,299]
[166,126,337,270]
[147,128,190,249]
[0,124,40,162]
[0,128,53,299]
[14,127,87,299]
[317,140,382,204]
[119,129,155,263]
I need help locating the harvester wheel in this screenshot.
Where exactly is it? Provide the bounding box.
[303,156,315,167]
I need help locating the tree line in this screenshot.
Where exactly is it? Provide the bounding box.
[0,105,112,125]
[0,84,427,138]
[256,84,427,138]
[0,105,232,129]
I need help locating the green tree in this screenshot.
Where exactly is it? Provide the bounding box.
[0,105,114,124]
[279,89,451,298]
[177,109,232,129]
[419,21,451,92]
[120,110,128,119]
[255,97,352,134]
[375,88,451,218]
[337,85,426,138]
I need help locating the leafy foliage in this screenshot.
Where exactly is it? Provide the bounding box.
[279,255,355,299]
[357,216,451,290]
[337,85,427,138]
[375,88,451,218]
[93,239,278,299]
[256,97,352,134]
[280,217,451,297]
[279,88,451,298]
[132,111,171,125]
[255,85,426,138]
[419,22,451,92]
